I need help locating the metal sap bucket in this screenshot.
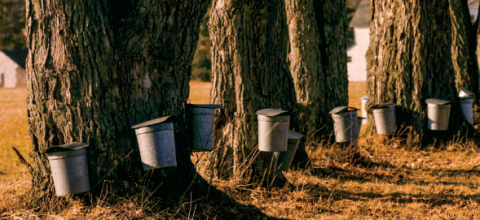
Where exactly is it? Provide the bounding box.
[458,87,475,125]
[132,116,177,170]
[371,103,396,134]
[187,104,223,151]
[256,109,290,152]
[330,106,359,143]
[460,97,474,124]
[360,95,368,124]
[273,130,304,172]
[426,98,451,130]
[44,142,90,196]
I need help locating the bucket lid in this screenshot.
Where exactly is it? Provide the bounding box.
[360,95,368,100]
[425,98,451,105]
[459,86,475,97]
[256,108,290,117]
[131,115,175,129]
[329,106,358,114]
[187,104,224,109]
[371,102,396,109]
[288,130,304,140]
[44,142,88,154]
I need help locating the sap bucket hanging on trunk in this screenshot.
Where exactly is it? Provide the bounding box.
[360,95,368,124]
[273,130,304,172]
[256,108,290,152]
[426,98,451,130]
[371,103,396,134]
[132,116,177,170]
[459,87,475,124]
[330,106,359,143]
[460,97,475,124]
[44,142,90,196]
[187,104,223,151]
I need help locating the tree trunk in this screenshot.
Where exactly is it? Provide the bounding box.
[450,0,479,97]
[26,0,234,209]
[284,0,349,141]
[207,0,297,186]
[366,0,472,144]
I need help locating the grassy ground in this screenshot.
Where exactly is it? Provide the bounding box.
[188,80,212,104]
[188,81,367,109]
[0,88,32,217]
[349,81,366,113]
[4,82,480,219]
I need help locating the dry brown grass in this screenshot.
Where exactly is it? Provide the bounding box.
[0,88,31,178]
[188,80,212,104]
[0,87,32,217]
[349,81,366,115]
[5,83,480,219]
[188,81,367,108]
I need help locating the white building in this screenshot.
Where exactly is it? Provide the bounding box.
[346,0,369,82]
[469,0,479,23]
[0,49,27,88]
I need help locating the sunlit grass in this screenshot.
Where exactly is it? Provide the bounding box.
[188,81,367,109]
[0,88,30,181]
[188,80,211,104]
[349,81,366,115]
[0,87,32,216]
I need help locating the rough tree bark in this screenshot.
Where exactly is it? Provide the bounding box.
[366,0,472,144]
[450,0,479,97]
[284,0,349,141]
[27,0,208,200]
[26,1,263,216]
[206,0,297,186]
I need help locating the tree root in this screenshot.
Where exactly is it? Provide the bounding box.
[12,147,33,175]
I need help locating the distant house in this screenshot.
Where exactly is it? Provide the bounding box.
[0,49,27,88]
[469,0,479,23]
[346,0,369,82]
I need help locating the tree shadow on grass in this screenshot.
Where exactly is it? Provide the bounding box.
[310,159,480,189]
[301,165,480,213]
[301,182,480,208]
[90,167,288,220]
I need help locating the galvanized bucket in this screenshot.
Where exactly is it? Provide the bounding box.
[360,95,368,124]
[460,97,474,124]
[371,103,396,134]
[273,130,304,172]
[459,86,475,98]
[132,116,177,170]
[330,106,359,143]
[256,109,290,152]
[426,98,451,130]
[187,104,223,151]
[458,87,475,125]
[44,142,90,196]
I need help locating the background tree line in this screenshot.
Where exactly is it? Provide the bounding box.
[0,0,25,49]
